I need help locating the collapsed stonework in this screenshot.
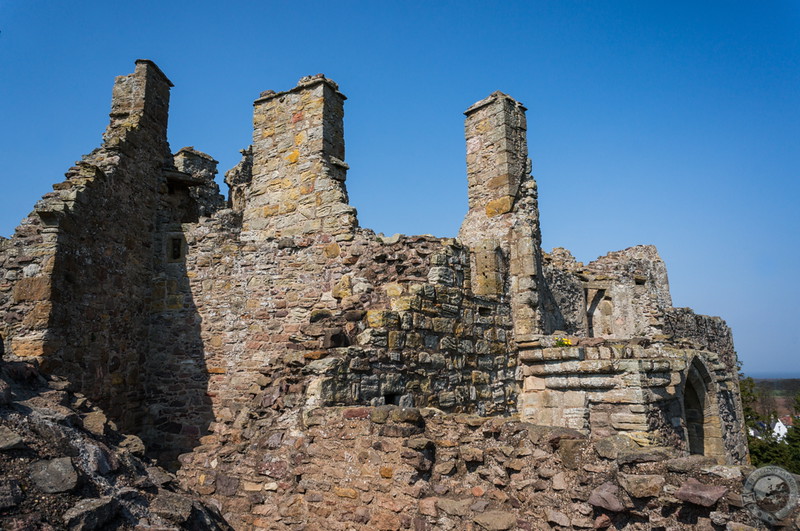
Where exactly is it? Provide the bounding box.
[0,61,753,528]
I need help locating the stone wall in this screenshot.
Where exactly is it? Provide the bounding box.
[0,61,225,462]
[177,404,766,530]
[0,60,175,434]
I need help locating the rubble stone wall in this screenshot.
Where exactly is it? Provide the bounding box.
[177,404,765,530]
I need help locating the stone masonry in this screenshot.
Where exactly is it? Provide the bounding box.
[0,61,753,528]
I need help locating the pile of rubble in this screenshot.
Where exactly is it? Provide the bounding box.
[0,358,231,530]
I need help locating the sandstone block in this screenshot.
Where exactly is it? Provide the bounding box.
[675,478,727,507]
[12,276,50,302]
[594,434,638,459]
[484,196,514,217]
[618,473,665,498]
[418,497,438,516]
[333,486,358,499]
[82,411,107,436]
[473,510,517,530]
[460,446,484,463]
[588,482,624,512]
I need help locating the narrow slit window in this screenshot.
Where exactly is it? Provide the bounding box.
[171,238,182,260]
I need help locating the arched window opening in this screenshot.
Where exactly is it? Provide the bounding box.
[684,377,705,454]
[683,358,725,459]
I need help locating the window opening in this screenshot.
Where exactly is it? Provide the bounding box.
[170,238,182,260]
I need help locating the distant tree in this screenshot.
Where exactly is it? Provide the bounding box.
[739,374,759,427]
[755,384,777,421]
[737,369,800,471]
[781,425,800,474]
[749,433,789,469]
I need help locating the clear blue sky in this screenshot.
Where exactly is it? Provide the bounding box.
[1,1,798,377]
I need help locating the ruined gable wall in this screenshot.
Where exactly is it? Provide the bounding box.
[0,61,175,434]
[46,61,175,434]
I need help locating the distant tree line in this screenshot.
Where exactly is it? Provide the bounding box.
[739,372,800,473]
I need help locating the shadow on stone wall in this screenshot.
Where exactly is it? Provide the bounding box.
[144,232,214,470]
[39,162,214,472]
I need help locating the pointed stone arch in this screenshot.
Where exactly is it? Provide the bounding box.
[682,356,724,459]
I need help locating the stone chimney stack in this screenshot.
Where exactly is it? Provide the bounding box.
[242,75,358,240]
[459,91,539,246]
[105,59,173,146]
[459,91,544,338]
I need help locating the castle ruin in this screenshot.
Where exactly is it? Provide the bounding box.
[0,61,749,527]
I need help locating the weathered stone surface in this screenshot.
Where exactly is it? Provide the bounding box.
[474,510,517,530]
[594,434,637,459]
[0,480,24,510]
[62,497,118,531]
[701,465,742,480]
[558,438,587,469]
[675,478,728,507]
[150,490,195,522]
[0,425,24,450]
[119,434,145,456]
[618,473,664,498]
[616,447,672,465]
[436,498,472,516]
[588,481,625,512]
[545,507,571,527]
[725,523,758,531]
[666,454,717,473]
[30,457,78,493]
[81,411,107,436]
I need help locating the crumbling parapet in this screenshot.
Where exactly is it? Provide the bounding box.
[173,147,226,217]
[242,75,358,240]
[224,146,253,213]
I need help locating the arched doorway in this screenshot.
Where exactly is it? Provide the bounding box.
[684,373,705,454]
[683,357,724,459]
